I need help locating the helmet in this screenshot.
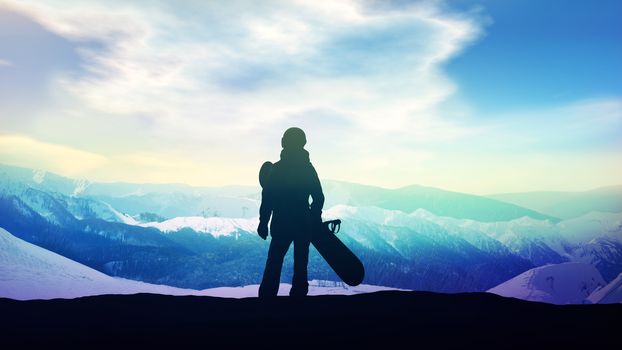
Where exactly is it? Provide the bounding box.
[281,127,306,149]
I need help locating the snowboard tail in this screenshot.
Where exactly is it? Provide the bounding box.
[311,219,365,286]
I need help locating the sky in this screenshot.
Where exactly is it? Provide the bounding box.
[0,0,620,194]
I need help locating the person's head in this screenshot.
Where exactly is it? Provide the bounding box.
[281,127,306,149]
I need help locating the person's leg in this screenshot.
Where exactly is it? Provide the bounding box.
[290,235,310,296]
[259,236,292,298]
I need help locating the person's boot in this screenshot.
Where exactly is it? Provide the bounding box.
[289,282,308,297]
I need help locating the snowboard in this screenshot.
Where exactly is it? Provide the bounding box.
[259,161,365,286]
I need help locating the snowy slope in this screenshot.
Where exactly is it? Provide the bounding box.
[558,211,622,245]
[0,228,399,300]
[0,227,204,300]
[324,205,519,256]
[487,262,606,304]
[139,216,259,237]
[587,273,622,304]
[200,280,405,298]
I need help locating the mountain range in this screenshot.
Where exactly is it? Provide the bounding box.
[1,163,620,300]
[1,163,561,222]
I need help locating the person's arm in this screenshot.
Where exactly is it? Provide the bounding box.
[258,182,273,239]
[259,187,273,225]
[309,164,324,221]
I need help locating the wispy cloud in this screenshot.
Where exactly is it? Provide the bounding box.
[0,58,13,67]
[2,1,619,192]
[0,0,487,185]
[5,0,484,125]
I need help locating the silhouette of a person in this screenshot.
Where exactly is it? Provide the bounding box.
[257,127,324,297]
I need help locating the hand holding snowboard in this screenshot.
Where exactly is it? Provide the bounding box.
[257,222,268,240]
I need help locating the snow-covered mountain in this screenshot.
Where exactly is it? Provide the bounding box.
[0,163,260,220]
[0,179,134,225]
[0,163,257,200]
[441,216,570,266]
[129,204,534,292]
[132,205,622,264]
[324,205,622,280]
[325,205,528,257]
[2,163,620,295]
[136,204,518,256]
[0,227,400,300]
[139,216,259,237]
[487,263,606,304]
[558,211,622,245]
[2,163,561,222]
[587,272,622,304]
[0,227,201,300]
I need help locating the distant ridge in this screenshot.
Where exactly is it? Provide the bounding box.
[1,163,557,222]
[323,180,559,222]
[0,163,257,197]
[488,186,622,219]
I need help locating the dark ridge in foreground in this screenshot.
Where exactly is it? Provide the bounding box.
[1,291,619,348]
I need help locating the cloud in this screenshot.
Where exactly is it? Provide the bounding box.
[11,0,588,191]
[1,0,484,124]
[0,58,13,67]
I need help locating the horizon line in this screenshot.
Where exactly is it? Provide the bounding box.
[1,162,620,196]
